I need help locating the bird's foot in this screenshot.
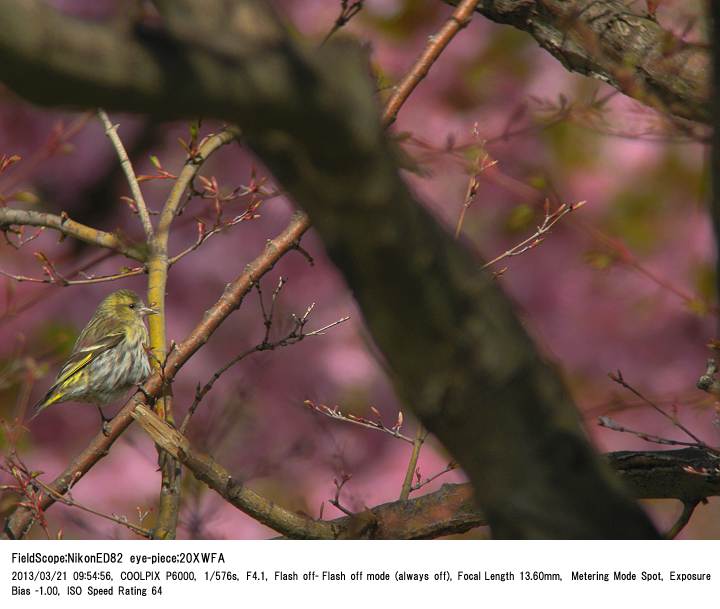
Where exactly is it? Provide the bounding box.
[135,384,155,405]
[97,407,112,437]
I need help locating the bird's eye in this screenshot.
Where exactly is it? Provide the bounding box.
[129,303,136,309]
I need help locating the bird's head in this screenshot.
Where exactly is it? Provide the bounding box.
[101,289,159,322]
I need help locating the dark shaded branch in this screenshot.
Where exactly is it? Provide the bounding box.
[609,448,720,502]
[332,482,483,539]
[710,1,720,322]
[330,448,720,538]
[131,405,719,539]
[445,0,709,123]
[665,500,701,539]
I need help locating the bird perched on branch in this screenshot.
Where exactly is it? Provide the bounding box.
[31,289,157,433]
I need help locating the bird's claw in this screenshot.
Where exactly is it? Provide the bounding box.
[97,407,112,436]
[135,384,155,405]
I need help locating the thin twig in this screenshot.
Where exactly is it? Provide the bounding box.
[328,473,354,516]
[0,114,91,199]
[0,250,117,325]
[454,134,497,238]
[582,223,720,316]
[168,208,258,266]
[597,416,708,449]
[2,226,44,249]
[481,200,585,270]
[257,276,287,344]
[0,265,145,286]
[305,400,414,444]
[1,452,51,538]
[411,461,458,493]
[321,1,364,46]
[97,109,154,240]
[381,0,481,127]
[179,288,349,433]
[608,371,708,447]
[33,478,152,538]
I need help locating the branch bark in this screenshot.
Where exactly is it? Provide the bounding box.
[97,109,155,241]
[445,0,709,123]
[0,208,147,261]
[382,0,481,126]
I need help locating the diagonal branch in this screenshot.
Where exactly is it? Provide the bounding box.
[97,109,154,240]
[382,0,482,126]
[133,403,337,538]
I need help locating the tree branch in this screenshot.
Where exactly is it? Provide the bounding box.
[709,0,720,327]
[132,403,720,539]
[97,109,154,240]
[133,403,338,538]
[382,0,481,126]
[0,208,146,261]
[445,0,709,123]
[665,499,701,539]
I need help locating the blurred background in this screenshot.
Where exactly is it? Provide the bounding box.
[0,0,717,538]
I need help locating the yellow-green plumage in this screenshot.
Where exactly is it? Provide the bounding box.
[32,289,156,419]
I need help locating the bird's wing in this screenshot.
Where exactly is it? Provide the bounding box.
[55,332,126,386]
[32,332,126,414]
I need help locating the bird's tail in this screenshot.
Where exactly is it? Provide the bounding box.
[28,400,47,422]
[28,389,62,422]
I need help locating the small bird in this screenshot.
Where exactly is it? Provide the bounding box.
[31,289,157,433]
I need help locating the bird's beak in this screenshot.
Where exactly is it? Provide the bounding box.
[139,305,159,317]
